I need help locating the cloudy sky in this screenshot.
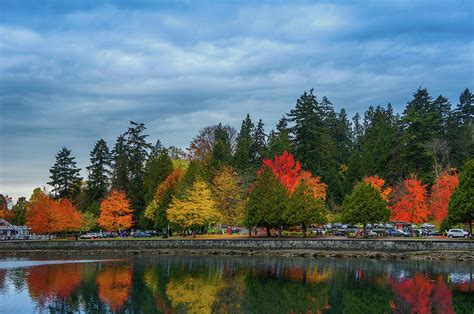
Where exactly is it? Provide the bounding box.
[1,0,473,201]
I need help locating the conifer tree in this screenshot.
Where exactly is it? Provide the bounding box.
[48,147,82,199]
[448,159,474,235]
[234,114,254,173]
[111,135,129,191]
[252,119,266,165]
[143,147,173,204]
[85,139,111,210]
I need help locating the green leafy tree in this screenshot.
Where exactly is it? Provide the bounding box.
[341,182,389,237]
[448,159,474,235]
[246,168,288,236]
[208,123,233,175]
[48,147,82,199]
[284,179,326,237]
[11,197,28,225]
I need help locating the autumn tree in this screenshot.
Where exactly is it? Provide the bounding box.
[167,180,220,236]
[391,176,429,224]
[144,168,185,229]
[0,194,14,222]
[143,142,173,204]
[48,147,82,200]
[363,175,392,201]
[98,190,133,231]
[27,194,82,236]
[211,165,245,227]
[342,182,390,237]
[429,172,459,222]
[448,159,474,235]
[261,151,301,193]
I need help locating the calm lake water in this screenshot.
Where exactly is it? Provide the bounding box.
[0,255,472,313]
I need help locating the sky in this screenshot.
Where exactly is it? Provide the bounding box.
[0,0,473,201]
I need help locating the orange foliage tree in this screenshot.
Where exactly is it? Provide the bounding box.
[390,176,429,224]
[98,190,133,231]
[26,194,82,235]
[363,175,392,201]
[26,263,84,308]
[261,151,301,193]
[96,265,132,311]
[261,151,326,198]
[429,172,459,222]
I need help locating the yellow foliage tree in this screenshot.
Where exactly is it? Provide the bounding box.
[211,165,245,226]
[167,180,220,236]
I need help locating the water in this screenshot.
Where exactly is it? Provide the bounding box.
[0,255,472,313]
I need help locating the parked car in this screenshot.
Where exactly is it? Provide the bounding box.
[447,229,470,238]
[421,223,435,229]
[367,230,380,237]
[132,231,152,238]
[386,229,409,237]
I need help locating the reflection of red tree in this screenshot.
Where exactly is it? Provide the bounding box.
[96,265,132,311]
[389,273,454,313]
[456,281,474,292]
[26,263,83,307]
[0,269,5,290]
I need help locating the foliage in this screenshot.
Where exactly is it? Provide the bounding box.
[143,148,173,204]
[81,211,98,232]
[429,171,459,222]
[144,168,185,228]
[391,176,429,224]
[342,182,389,235]
[98,190,133,231]
[111,134,129,191]
[234,114,255,174]
[448,159,474,234]
[48,147,82,199]
[167,180,220,232]
[27,194,82,234]
[363,175,392,201]
[11,197,28,226]
[261,151,301,193]
[211,165,245,226]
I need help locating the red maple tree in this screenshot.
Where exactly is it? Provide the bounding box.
[98,190,133,231]
[429,172,459,222]
[26,194,82,235]
[390,176,429,224]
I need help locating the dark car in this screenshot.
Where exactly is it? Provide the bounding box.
[386,229,409,237]
[132,231,152,238]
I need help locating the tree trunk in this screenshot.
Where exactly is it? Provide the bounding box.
[192,229,196,238]
[470,220,472,237]
[363,224,367,238]
[266,225,271,237]
[302,222,306,238]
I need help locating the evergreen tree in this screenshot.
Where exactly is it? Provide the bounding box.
[342,182,389,237]
[400,88,436,180]
[48,147,82,199]
[125,121,151,221]
[143,148,173,204]
[448,159,474,235]
[252,119,267,165]
[266,116,292,159]
[234,114,254,174]
[447,88,473,169]
[85,139,111,210]
[111,135,129,191]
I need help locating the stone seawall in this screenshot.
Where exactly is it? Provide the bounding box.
[0,238,472,253]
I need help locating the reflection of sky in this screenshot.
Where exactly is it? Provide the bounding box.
[0,276,36,313]
[448,272,473,284]
[0,259,121,270]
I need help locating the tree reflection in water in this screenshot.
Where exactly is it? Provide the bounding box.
[0,256,472,312]
[96,264,132,311]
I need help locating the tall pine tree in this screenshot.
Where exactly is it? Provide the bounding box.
[48,147,82,200]
[85,139,111,210]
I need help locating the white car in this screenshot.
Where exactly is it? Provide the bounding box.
[447,229,470,238]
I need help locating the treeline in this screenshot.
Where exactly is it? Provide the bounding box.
[1,87,472,236]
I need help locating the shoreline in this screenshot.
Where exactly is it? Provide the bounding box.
[0,238,473,261]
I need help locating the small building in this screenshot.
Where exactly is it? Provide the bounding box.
[0,219,30,239]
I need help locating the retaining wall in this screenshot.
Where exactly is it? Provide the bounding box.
[0,238,472,252]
